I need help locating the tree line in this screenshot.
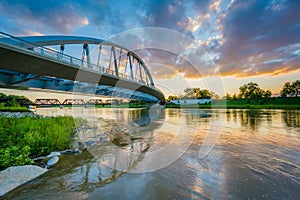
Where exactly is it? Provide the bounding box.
[167,80,300,101]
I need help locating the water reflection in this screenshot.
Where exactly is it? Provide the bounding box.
[282,110,300,128]
[4,108,300,200]
[225,109,280,130]
[129,107,165,127]
[238,110,262,130]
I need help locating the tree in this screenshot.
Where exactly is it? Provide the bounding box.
[232,93,238,100]
[167,95,178,101]
[182,88,211,99]
[225,93,232,100]
[4,98,20,107]
[281,82,291,97]
[263,90,272,98]
[238,82,271,99]
[199,89,210,98]
[238,82,264,99]
[290,80,300,97]
[210,91,219,99]
[280,80,300,97]
[183,88,196,98]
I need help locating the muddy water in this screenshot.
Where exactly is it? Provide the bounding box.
[2,108,300,199]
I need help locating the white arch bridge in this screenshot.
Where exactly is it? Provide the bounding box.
[0,32,165,102]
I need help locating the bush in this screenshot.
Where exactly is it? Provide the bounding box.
[0,116,86,170]
[0,146,33,169]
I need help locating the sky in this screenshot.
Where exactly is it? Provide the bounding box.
[0,0,299,97]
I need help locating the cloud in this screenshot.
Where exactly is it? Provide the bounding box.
[133,47,216,79]
[0,0,89,34]
[217,0,300,77]
[1,0,298,80]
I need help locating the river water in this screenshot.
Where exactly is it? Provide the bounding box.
[2,108,300,200]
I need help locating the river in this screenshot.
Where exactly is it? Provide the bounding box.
[2,108,300,200]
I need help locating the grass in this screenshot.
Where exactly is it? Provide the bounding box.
[0,85,28,90]
[0,107,30,112]
[0,116,86,170]
[165,97,300,109]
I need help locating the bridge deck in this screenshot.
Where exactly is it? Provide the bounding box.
[0,40,165,101]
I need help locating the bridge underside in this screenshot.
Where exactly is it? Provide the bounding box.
[0,68,158,102]
[0,42,165,102]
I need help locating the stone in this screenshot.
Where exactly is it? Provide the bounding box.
[61,149,81,154]
[46,156,59,167]
[46,151,61,158]
[0,165,48,196]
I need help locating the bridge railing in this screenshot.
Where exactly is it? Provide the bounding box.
[0,32,147,86]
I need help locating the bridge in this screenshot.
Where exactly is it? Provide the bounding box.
[0,97,122,107]
[0,32,165,102]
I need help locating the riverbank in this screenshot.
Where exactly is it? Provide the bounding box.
[0,111,89,196]
[0,114,86,170]
[166,97,300,109]
[0,107,29,112]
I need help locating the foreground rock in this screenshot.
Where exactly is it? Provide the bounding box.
[46,156,59,168]
[0,165,48,196]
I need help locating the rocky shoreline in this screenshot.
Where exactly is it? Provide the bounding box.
[0,147,85,196]
[0,112,131,197]
[0,111,37,118]
[0,111,84,196]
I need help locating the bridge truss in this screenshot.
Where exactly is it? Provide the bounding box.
[0,32,164,102]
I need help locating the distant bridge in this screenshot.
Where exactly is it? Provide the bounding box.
[0,98,120,106]
[34,98,117,106]
[0,32,165,102]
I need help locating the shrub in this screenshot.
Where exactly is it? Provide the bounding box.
[0,116,86,170]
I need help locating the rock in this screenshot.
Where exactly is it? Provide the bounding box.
[61,149,81,154]
[0,111,39,118]
[46,156,59,168]
[46,151,61,158]
[99,134,110,142]
[86,140,97,147]
[0,165,48,196]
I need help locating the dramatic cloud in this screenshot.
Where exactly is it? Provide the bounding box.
[217,0,300,77]
[0,0,299,80]
[0,0,89,34]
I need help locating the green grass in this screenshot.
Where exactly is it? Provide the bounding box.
[0,107,30,112]
[0,116,86,170]
[166,97,300,109]
[0,85,28,90]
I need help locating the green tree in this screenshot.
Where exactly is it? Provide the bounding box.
[167,95,178,101]
[281,82,291,97]
[281,80,300,97]
[232,93,238,100]
[4,98,20,107]
[199,89,210,98]
[225,93,232,100]
[182,88,215,99]
[239,82,264,99]
[210,91,219,99]
[290,80,300,97]
[183,88,196,98]
[263,90,272,98]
